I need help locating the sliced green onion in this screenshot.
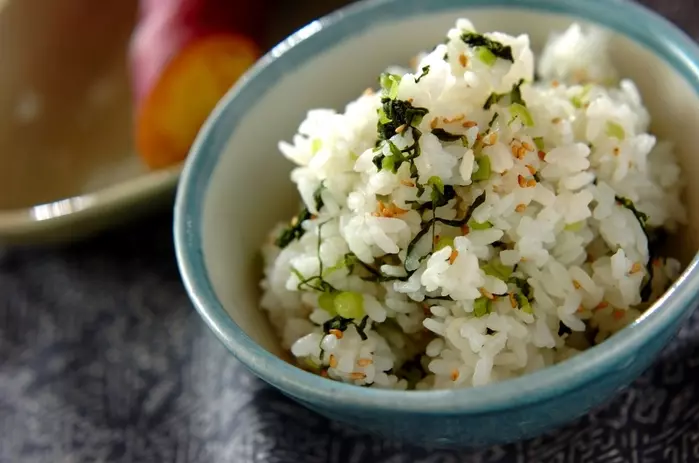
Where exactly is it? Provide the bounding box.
[473,297,492,317]
[606,121,625,140]
[435,236,454,251]
[303,357,321,370]
[476,47,497,66]
[319,292,337,315]
[334,291,365,320]
[510,103,534,127]
[482,259,513,280]
[471,155,492,182]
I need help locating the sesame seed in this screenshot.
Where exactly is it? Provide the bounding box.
[613,147,620,156]
[407,98,414,103]
[400,179,415,187]
[450,369,460,381]
[630,262,643,274]
[595,301,609,311]
[357,358,373,367]
[522,142,533,151]
[395,124,407,134]
[430,118,439,129]
[538,150,546,161]
[488,133,498,145]
[329,329,344,339]
[515,203,527,213]
[329,354,338,368]
[462,120,477,128]
[449,249,459,265]
[517,175,527,188]
[552,80,560,87]
[573,280,581,289]
[552,117,562,124]
[350,372,367,380]
[517,146,527,158]
[363,87,374,96]
[526,178,537,188]
[576,305,585,313]
[509,292,517,308]
[526,164,537,175]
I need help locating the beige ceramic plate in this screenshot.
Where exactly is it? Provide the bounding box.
[0,0,181,245]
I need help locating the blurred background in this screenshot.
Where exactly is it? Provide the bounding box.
[0,0,698,462]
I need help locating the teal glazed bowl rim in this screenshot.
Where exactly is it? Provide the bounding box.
[174,0,699,414]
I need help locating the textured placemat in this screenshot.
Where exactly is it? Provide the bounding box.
[2,1,699,461]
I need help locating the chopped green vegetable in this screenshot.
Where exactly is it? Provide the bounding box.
[606,121,626,140]
[377,98,429,141]
[334,291,365,320]
[564,221,584,232]
[473,297,492,317]
[427,176,445,195]
[435,236,455,251]
[483,79,525,110]
[510,103,534,126]
[382,155,396,171]
[380,73,402,99]
[303,357,321,370]
[415,65,430,83]
[482,259,513,280]
[533,137,545,151]
[514,292,532,313]
[471,155,492,181]
[318,292,337,314]
[275,185,324,248]
[377,107,392,124]
[461,32,514,63]
[476,47,497,66]
[311,138,322,154]
[467,218,493,230]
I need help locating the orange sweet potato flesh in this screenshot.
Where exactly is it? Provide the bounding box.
[130,0,263,169]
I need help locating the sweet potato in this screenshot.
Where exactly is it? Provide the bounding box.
[129,0,264,169]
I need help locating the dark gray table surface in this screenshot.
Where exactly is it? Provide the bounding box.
[2,1,699,461]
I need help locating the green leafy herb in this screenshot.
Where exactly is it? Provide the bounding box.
[432,128,466,143]
[379,73,402,99]
[415,65,430,83]
[318,292,337,314]
[322,316,354,334]
[615,195,648,229]
[377,98,429,141]
[473,297,492,317]
[461,32,514,63]
[275,185,325,248]
[483,79,525,110]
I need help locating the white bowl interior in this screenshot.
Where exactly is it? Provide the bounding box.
[201,8,699,357]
